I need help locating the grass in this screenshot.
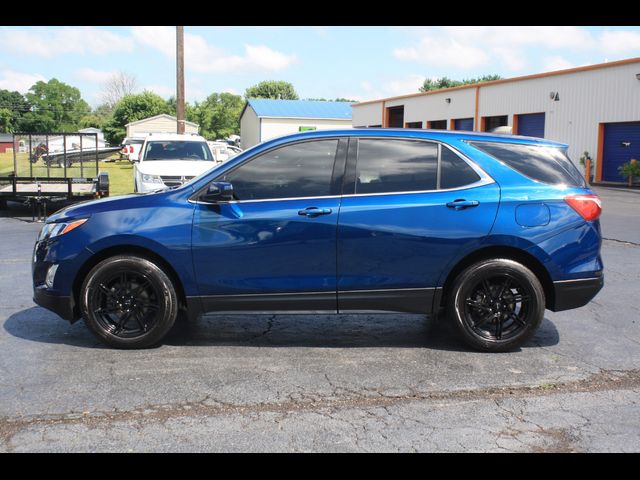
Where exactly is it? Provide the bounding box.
[0,151,134,197]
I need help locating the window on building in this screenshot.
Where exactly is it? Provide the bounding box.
[428,120,447,130]
[387,106,404,128]
[222,139,339,200]
[482,115,509,132]
[406,121,423,129]
[355,139,438,194]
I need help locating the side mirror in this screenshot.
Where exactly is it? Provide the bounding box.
[201,181,234,203]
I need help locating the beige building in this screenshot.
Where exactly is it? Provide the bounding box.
[125,114,199,137]
[352,57,640,183]
[240,99,352,149]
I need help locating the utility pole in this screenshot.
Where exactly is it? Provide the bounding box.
[176,26,185,134]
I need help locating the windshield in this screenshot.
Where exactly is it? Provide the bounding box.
[142,140,213,161]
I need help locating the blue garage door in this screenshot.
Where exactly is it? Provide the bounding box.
[603,122,640,182]
[454,118,474,131]
[517,113,545,138]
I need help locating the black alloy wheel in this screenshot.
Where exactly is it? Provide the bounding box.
[449,258,545,352]
[80,255,178,348]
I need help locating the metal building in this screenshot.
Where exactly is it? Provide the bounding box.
[240,99,352,149]
[352,57,640,184]
[125,114,199,138]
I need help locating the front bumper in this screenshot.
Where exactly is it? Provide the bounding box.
[33,286,76,321]
[549,276,604,312]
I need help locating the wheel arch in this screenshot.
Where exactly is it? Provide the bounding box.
[71,244,188,320]
[438,245,554,310]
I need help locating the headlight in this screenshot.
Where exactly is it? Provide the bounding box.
[38,218,88,241]
[142,174,164,184]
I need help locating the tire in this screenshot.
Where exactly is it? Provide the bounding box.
[448,258,545,352]
[80,255,178,349]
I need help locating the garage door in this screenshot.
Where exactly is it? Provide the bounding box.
[602,122,640,182]
[454,118,474,131]
[517,113,545,138]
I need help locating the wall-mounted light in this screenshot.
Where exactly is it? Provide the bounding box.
[636,73,640,80]
[549,91,560,101]
[445,98,451,103]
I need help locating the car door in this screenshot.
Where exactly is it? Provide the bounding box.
[191,138,347,313]
[337,137,500,313]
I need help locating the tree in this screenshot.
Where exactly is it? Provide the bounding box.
[419,74,502,92]
[0,89,32,133]
[100,71,138,108]
[244,80,298,100]
[20,79,90,132]
[79,103,114,130]
[191,92,244,140]
[103,90,172,144]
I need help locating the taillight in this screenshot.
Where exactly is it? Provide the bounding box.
[129,146,134,153]
[564,194,602,221]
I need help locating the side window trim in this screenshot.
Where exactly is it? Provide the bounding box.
[343,136,494,198]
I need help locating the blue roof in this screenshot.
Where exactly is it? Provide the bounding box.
[246,99,352,120]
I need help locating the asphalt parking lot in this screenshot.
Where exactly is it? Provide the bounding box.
[0,187,638,452]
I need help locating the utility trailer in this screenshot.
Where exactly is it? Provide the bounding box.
[0,133,110,219]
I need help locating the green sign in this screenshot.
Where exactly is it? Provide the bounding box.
[299,126,317,132]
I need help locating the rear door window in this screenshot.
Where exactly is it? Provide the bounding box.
[470,141,585,187]
[355,139,438,194]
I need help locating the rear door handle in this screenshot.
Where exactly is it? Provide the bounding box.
[446,199,480,210]
[298,207,332,217]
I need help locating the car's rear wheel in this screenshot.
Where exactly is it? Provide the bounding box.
[448,258,545,352]
[80,255,178,349]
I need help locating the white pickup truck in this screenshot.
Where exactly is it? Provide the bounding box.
[133,133,217,193]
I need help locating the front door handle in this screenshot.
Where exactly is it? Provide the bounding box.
[298,207,332,217]
[446,199,480,210]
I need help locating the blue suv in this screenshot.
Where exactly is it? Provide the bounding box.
[32,129,603,351]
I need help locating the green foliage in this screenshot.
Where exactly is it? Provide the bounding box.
[618,159,640,179]
[0,108,15,133]
[20,79,90,132]
[190,92,244,140]
[579,151,593,173]
[419,74,502,92]
[245,80,299,100]
[103,91,172,144]
[0,89,31,133]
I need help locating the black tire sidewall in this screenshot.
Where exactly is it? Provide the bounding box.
[449,259,545,352]
[80,255,178,349]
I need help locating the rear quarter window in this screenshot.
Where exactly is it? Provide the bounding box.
[469,141,586,187]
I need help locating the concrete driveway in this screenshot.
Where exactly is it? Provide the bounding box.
[0,186,638,452]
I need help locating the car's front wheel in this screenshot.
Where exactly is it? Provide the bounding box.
[80,255,178,349]
[448,258,545,352]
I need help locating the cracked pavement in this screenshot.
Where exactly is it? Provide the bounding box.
[0,186,639,452]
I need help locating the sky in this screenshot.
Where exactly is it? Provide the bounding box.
[1,26,640,107]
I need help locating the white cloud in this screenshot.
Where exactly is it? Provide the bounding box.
[599,30,640,55]
[0,69,46,93]
[75,67,115,83]
[493,47,526,71]
[385,74,425,96]
[131,26,296,73]
[395,26,600,72]
[394,37,489,69]
[142,84,174,98]
[542,56,575,72]
[0,27,134,57]
[442,26,595,50]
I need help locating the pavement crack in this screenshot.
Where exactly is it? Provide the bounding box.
[2,368,640,448]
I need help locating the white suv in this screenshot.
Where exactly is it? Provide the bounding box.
[133,133,216,193]
[120,136,146,163]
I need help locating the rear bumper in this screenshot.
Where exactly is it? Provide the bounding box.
[549,276,603,312]
[33,286,75,321]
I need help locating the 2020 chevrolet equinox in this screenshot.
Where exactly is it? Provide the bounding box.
[33,129,603,351]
